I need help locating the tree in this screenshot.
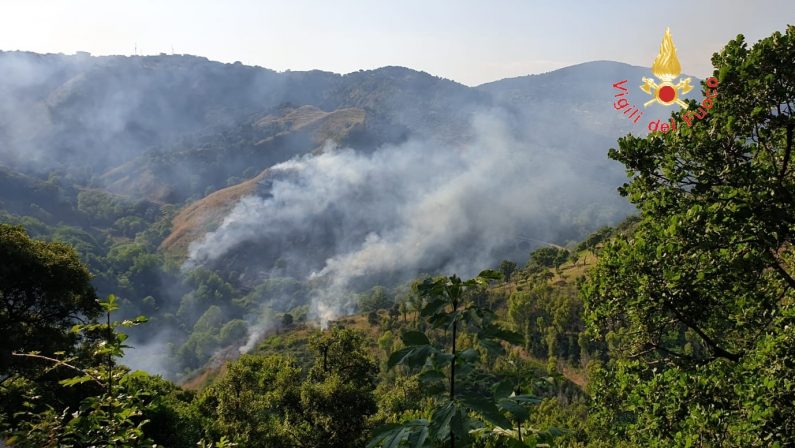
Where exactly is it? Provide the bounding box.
[583,27,795,446]
[499,260,517,282]
[297,327,379,448]
[528,247,558,268]
[370,271,555,447]
[281,312,294,328]
[528,247,568,272]
[368,310,380,327]
[197,354,301,447]
[6,296,154,447]
[0,224,101,375]
[358,286,393,313]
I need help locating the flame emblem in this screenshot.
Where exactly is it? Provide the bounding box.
[640,27,692,107]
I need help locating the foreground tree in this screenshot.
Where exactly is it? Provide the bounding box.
[584,26,795,445]
[0,224,101,375]
[370,271,558,448]
[198,327,378,448]
[5,296,155,447]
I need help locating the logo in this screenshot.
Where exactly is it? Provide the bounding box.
[640,27,693,108]
[610,27,719,133]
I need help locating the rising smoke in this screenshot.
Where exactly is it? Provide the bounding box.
[186,110,630,327]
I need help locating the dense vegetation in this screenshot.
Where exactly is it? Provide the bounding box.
[1,25,793,447]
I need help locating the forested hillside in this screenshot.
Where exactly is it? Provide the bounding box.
[1,24,793,448]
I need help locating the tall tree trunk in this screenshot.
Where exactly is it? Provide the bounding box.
[450,298,457,448]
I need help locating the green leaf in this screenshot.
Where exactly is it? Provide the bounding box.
[512,394,543,405]
[367,424,406,448]
[421,298,446,317]
[460,396,512,429]
[483,326,524,345]
[387,347,414,369]
[59,375,94,387]
[428,401,456,442]
[493,379,514,399]
[402,330,430,346]
[404,346,433,369]
[458,348,479,363]
[497,398,529,421]
[478,338,505,356]
[450,407,470,445]
[406,426,429,448]
[418,369,445,384]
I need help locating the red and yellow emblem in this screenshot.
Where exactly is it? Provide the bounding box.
[640,27,692,108]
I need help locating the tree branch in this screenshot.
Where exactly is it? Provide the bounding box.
[768,248,795,290]
[11,352,103,386]
[780,122,793,181]
[662,301,740,362]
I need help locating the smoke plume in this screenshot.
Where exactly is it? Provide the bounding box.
[186,110,630,326]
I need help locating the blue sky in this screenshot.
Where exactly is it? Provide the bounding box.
[0,0,792,85]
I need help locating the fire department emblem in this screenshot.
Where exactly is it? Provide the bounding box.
[640,27,693,107]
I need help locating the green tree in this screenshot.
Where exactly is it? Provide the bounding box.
[6,296,154,447]
[197,354,301,447]
[583,27,795,446]
[528,247,568,272]
[368,310,381,327]
[0,224,101,376]
[359,286,393,313]
[499,260,517,282]
[370,271,554,447]
[295,327,380,447]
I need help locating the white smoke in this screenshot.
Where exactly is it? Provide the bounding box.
[238,308,276,353]
[186,110,629,326]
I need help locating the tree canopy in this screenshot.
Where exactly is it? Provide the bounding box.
[0,224,100,374]
[584,26,795,445]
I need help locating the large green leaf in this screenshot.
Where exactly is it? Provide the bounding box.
[387,347,415,369]
[460,396,512,429]
[457,348,479,363]
[404,345,433,369]
[497,398,530,421]
[421,298,446,317]
[483,325,524,345]
[401,330,430,346]
[428,401,456,442]
[493,379,514,399]
[478,338,505,356]
[406,426,429,448]
[366,424,407,448]
[418,369,445,384]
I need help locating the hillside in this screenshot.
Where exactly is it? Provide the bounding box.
[102,105,368,203]
[0,53,658,378]
[181,237,604,392]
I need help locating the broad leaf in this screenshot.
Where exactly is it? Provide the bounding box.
[493,379,514,399]
[497,398,530,421]
[387,347,415,369]
[457,348,479,363]
[460,396,512,429]
[418,369,445,384]
[401,330,430,346]
[428,401,456,442]
[421,298,446,317]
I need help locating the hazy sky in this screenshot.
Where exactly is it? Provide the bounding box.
[1,0,792,85]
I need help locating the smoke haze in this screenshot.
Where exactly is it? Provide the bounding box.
[186,110,630,325]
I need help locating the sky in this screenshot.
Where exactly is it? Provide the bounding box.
[0,0,792,86]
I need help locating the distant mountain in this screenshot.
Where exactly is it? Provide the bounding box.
[1,52,698,180]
